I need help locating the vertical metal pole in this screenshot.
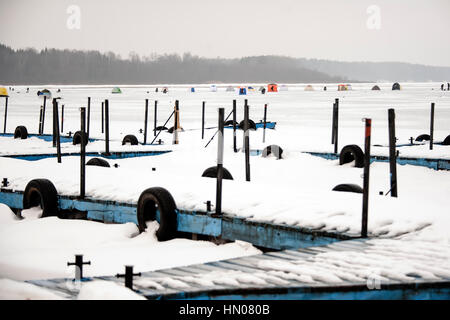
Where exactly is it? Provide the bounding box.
[244,102,251,182]
[87,97,91,139]
[154,100,158,136]
[101,102,104,133]
[3,96,8,133]
[39,106,43,135]
[105,100,110,155]
[42,96,47,134]
[334,98,339,154]
[263,103,268,143]
[52,99,56,147]
[125,266,133,289]
[388,109,398,198]
[361,118,372,238]
[80,107,86,199]
[54,100,62,163]
[61,105,64,133]
[216,108,225,215]
[331,102,336,144]
[144,99,149,144]
[430,102,435,150]
[201,101,205,139]
[242,99,248,152]
[233,100,237,152]
[172,100,179,145]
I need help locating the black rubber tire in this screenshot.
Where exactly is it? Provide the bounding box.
[415,134,430,142]
[201,166,234,180]
[332,184,363,194]
[224,120,238,127]
[23,179,58,218]
[167,126,184,134]
[339,145,364,168]
[86,157,110,167]
[14,126,28,139]
[122,134,139,145]
[238,119,256,131]
[262,145,284,159]
[73,131,88,146]
[155,126,168,131]
[137,187,178,241]
[443,135,450,145]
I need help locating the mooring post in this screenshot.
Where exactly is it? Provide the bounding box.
[80,107,86,199]
[263,103,268,143]
[144,99,149,144]
[244,101,251,182]
[154,100,158,136]
[42,96,47,134]
[331,102,336,144]
[87,97,91,139]
[361,118,372,238]
[39,106,43,135]
[61,104,64,133]
[388,109,398,197]
[233,99,237,152]
[430,102,435,150]
[201,101,205,139]
[67,254,91,280]
[116,266,141,290]
[105,99,110,155]
[172,100,179,145]
[53,99,62,163]
[3,96,8,134]
[216,108,225,215]
[52,99,56,147]
[334,98,339,154]
[101,101,104,134]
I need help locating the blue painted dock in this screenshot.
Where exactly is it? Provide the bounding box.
[0,133,97,144]
[305,151,450,171]
[1,150,171,161]
[25,239,450,300]
[0,188,357,251]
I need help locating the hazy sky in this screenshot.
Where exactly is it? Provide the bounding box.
[1,0,450,66]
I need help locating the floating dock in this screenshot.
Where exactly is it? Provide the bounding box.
[26,239,450,300]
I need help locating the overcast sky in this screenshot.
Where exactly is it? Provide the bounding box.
[1,0,449,66]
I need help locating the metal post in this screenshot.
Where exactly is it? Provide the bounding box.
[242,99,248,153]
[201,101,205,139]
[154,100,158,136]
[39,106,43,135]
[334,98,339,154]
[430,102,435,150]
[172,100,179,145]
[233,100,237,152]
[67,254,91,280]
[61,105,64,133]
[87,97,91,139]
[52,99,56,147]
[144,99,149,144]
[263,103,268,143]
[361,118,372,238]
[54,99,62,163]
[331,102,336,144]
[105,100,110,155]
[80,107,86,199]
[216,108,225,215]
[3,96,8,134]
[101,102,104,133]
[42,96,47,134]
[244,102,251,182]
[116,266,141,290]
[388,109,398,198]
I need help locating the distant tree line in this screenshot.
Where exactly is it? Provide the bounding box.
[0,44,344,85]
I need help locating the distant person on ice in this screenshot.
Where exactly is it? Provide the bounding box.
[441,84,445,91]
